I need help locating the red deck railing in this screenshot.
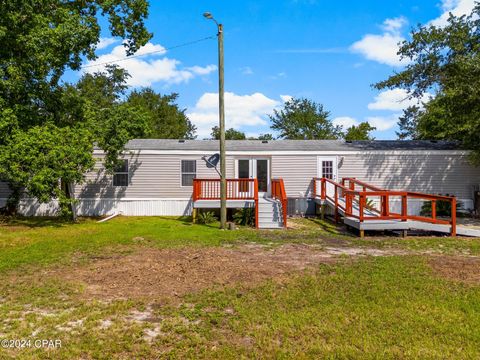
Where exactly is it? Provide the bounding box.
[271,178,288,228]
[312,177,457,236]
[192,178,259,228]
[193,178,258,201]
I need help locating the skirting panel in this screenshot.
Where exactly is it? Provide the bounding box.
[0,198,193,217]
[75,199,193,216]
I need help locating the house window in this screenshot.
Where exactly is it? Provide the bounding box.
[322,161,334,179]
[113,160,129,187]
[181,160,196,186]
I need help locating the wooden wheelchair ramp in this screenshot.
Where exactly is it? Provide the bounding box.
[312,177,480,238]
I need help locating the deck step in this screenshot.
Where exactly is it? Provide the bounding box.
[258,222,284,229]
[256,197,285,229]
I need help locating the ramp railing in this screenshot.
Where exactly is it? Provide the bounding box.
[312,177,457,236]
[271,178,288,228]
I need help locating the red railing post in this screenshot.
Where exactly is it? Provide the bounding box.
[321,178,326,200]
[401,194,407,221]
[359,193,365,222]
[347,181,355,215]
[431,200,436,220]
[281,179,287,228]
[334,185,339,223]
[382,193,389,217]
[451,197,456,237]
[194,180,197,200]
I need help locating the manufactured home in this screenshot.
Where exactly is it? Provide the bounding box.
[1,139,479,234]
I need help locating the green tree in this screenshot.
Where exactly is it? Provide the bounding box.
[396,105,422,140]
[255,133,275,140]
[127,89,196,139]
[0,1,151,217]
[343,122,376,141]
[375,4,480,163]
[269,98,342,140]
[211,126,247,140]
[1,125,95,216]
[65,65,151,170]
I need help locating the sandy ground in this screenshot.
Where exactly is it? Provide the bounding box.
[34,244,407,301]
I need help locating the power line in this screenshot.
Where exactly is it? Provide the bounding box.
[81,35,216,69]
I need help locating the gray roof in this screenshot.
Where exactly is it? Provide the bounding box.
[124,139,461,151]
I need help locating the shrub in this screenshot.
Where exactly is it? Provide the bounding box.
[365,198,376,211]
[197,211,217,224]
[233,207,255,227]
[420,197,463,217]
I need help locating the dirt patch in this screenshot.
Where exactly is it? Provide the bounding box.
[25,243,410,302]
[45,244,340,301]
[429,256,480,284]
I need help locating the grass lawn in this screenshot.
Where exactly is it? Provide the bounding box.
[1,216,480,359]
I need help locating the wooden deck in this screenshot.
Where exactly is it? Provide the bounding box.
[313,177,480,238]
[192,178,288,229]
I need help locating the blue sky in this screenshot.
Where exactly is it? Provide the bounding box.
[78,0,476,139]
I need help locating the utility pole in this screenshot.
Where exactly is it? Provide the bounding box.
[204,12,227,229]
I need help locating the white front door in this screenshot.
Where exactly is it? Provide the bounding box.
[237,158,270,195]
[317,156,338,181]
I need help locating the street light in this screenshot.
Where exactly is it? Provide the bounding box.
[204,12,227,230]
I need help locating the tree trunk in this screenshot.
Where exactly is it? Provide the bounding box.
[61,179,77,222]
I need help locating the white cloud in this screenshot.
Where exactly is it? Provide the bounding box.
[350,17,408,67]
[430,0,476,27]
[351,1,476,65]
[84,42,216,87]
[332,116,360,128]
[187,92,281,139]
[382,16,408,32]
[97,37,119,50]
[368,89,432,111]
[187,65,217,75]
[366,114,401,131]
[280,94,293,103]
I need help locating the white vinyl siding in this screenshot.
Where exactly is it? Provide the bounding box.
[338,154,480,199]
[74,154,235,199]
[271,155,317,197]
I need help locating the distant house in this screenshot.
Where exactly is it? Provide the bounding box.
[1,139,479,230]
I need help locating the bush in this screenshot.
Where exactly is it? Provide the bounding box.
[420,197,463,217]
[365,198,376,211]
[233,207,255,227]
[197,211,217,224]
